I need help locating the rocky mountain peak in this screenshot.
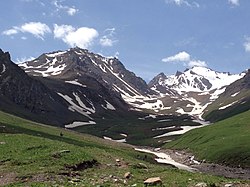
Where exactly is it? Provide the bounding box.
[19,47,152,97]
[0,49,11,62]
[148,72,167,88]
[175,70,183,76]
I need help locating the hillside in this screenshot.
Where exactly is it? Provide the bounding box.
[0,110,240,186]
[165,110,250,168]
[203,69,250,122]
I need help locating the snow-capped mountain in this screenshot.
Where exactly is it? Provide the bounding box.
[147,66,245,119]
[0,49,91,126]
[4,46,248,123]
[149,66,244,93]
[19,47,151,97]
[18,47,155,127]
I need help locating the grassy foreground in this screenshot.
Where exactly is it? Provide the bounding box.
[0,110,247,186]
[165,110,250,168]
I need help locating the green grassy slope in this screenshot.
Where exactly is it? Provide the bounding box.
[165,110,250,168]
[0,110,240,186]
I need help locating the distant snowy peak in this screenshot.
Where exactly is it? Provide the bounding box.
[150,66,245,93]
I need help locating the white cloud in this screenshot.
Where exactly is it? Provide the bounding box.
[100,28,118,47]
[100,37,114,47]
[188,60,207,68]
[18,22,51,40]
[114,51,119,58]
[21,36,27,40]
[53,24,99,49]
[165,0,199,7]
[15,56,35,63]
[162,51,190,62]
[54,24,74,38]
[2,22,51,40]
[67,7,78,16]
[228,0,240,6]
[53,0,78,16]
[162,51,207,68]
[2,29,18,36]
[244,37,250,52]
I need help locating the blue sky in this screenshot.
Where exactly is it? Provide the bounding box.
[1,0,250,81]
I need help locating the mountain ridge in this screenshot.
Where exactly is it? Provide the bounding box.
[2,47,249,123]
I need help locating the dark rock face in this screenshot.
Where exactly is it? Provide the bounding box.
[0,49,113,126]
[0,49,49,113]
[148,72,167,88]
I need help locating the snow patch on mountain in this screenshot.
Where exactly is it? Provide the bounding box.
[46,51,67,57]
[65,79,87,87]
[1,64,6,74]
[231,92,240,97]
[154,124,209,138]
[57,92,93,119]
[65,121,96,128]
[103,136,126,143]
[219,101,238,110]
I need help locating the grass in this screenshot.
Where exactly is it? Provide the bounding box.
[0,110,248,186]
[165,110,250,168]
[77,114,199,147]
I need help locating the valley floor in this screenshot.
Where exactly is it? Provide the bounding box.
[136,147,250,180]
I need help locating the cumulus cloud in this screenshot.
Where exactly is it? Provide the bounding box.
[100,28,118,47]
[18,22,51,39]
[53,24,99,49]
[162,51,207,68]
[53,0,78,16]
[165,0,199,7]
[2,29,18,36]
[244,37,250,52]
[162,51,190,62]
[228,0,240,6]
[2,22,51,40]
[188,60,207,67]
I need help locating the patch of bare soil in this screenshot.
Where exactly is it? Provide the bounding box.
[65,159,99,171]
[0,172,16,186]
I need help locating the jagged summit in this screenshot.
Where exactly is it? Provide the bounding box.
[19,47,152,97]
[150,66,244,93]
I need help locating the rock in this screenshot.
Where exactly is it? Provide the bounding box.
[124,172,131,179]
[71,178,81,182]
[195,182,207,187]
[144,177,162,186]
[154,148,161,151]
[116,159,120,162]
[134,162,148,169]
[224,184,234,187]
[132,184,137,187]
[0,142,6,145]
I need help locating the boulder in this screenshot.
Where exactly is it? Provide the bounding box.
[144,177,162,186]
[124,172,131,179]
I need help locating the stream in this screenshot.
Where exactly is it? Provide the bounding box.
[135,148,197,172]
